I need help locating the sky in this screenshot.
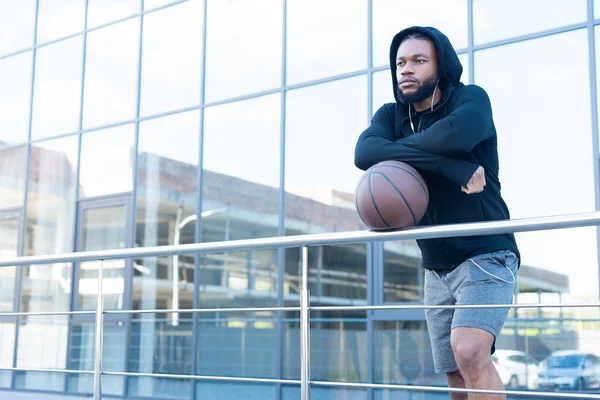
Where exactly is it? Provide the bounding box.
[0,0,599,299]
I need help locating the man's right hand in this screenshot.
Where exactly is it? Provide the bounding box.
[462,166,486,194]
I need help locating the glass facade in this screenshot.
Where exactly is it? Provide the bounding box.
[0,1,599,399]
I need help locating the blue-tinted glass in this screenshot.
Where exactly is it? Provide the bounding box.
[144,0,180,10]
[597,0,600,19]
[140,0,203,116]
[285,76,367,234]
[66,323,126,396]
[0,146,27,209]
[372,0,468,68]
[36,0,85,44]
[87,0,139,28]
[286,0,367,85]
[0,0,36,55]
[197,312,277,378]
[31,36,83,140]
[79,125,134,198]
[0,323,14,388]
[282,386,367,400]
[82,18,139,129]
[128,318,192,398]
[15,316,68,391]
[475,30,598,298]
[0,214,18,311]
[473,0,587,45]
[205,0,281,102]
[197,382,276,400]
[0,52,33,145]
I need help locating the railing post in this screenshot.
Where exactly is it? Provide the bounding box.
[300,246,310,400]
[93,259,105,399]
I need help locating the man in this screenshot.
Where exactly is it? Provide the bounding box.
[354,26,520,400]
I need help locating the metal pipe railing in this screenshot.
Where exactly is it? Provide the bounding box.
[2,212,600,400]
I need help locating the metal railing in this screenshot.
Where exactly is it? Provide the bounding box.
[1,212,600,399]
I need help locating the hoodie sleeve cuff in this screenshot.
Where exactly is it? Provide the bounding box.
[438,158,480,187]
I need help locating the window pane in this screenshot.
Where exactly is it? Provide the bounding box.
[374,321,440,392]
[283,386,367,399]
[144,0,181,10]
[31,36,83,140]
[0,146,27,209]
[66,323,126,396]
[0,52,33,145]
[597,0,600,19]
[36,0,85,44]
[473,0,587,45]
[0,215,18,312]
[87,0,139,29]
[284,245,367,304]
[136,110,199,249]
[79,125,134,198]
[82,18,139,129]
[283,310,367,382]
[15,316,68,391]
[197,382,275,400]
[25,136,78,256]
[383,241,422,303]
[285,76,367,234]
[0,323,15,388]
[0,0,36,55]
[286,0,367,85]
[197,311,277,379]
[372,0,468,67]
[205,0,281,102]
[140,0,203,116]
[202,94,280,244]
[475,30,598,298]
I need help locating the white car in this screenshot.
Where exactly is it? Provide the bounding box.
[492,350,539,389]
[536,350,600,390]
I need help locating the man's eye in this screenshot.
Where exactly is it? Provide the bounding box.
[397,62,405,67]
[416,59,426,63]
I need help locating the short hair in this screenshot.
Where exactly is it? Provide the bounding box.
[400,32,432,45]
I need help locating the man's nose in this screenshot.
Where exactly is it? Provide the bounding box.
[400,64,414,75]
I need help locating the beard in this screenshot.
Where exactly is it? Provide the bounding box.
[397,75,439,105]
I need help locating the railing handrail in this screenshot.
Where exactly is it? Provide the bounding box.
[2,211,600,267]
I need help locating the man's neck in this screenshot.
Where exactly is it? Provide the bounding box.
[412,87,443,112]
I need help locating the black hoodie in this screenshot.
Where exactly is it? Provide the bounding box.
[354,26,520,271]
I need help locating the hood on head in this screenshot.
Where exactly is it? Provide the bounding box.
[389,26,463,103]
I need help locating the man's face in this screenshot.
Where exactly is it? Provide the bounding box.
[396,38,439,104]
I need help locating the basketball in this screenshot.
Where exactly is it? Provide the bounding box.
[355,160,429,231]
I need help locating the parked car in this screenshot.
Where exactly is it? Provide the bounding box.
[492,350,539,389]
[536,350,600,390]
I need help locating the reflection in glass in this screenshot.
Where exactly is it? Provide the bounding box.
[79,125,134,198]
[128,313,192,396]
[0,146,27,209]
[282,386,366,399]
[87,0,139,29]
[0,0,36,55]
[140,0,203,116]
[285,76,367,234]
[197,312,277,378]
[36,0,85,44]
[283,310,367,382]
[475,30,598,299]
[78,206,127,310]
[0,215,18,311]
[82,18,139,128]
[24,135,78,251]
[286,0,367,84]
[372,0,468,67]
[136,110,198,250]
[204,0,282,102]
[31,36,83,140]
[15,316,68,391]
[473,0,586,45]
[198,382,275,400]
[66,323,126,395]
[0,52,33,145]
[383,241,422,303]
[0,322,15,388]
[374,321,433,386]
[284,245,367,304]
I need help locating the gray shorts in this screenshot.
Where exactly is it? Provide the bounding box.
[424,249,519,374]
